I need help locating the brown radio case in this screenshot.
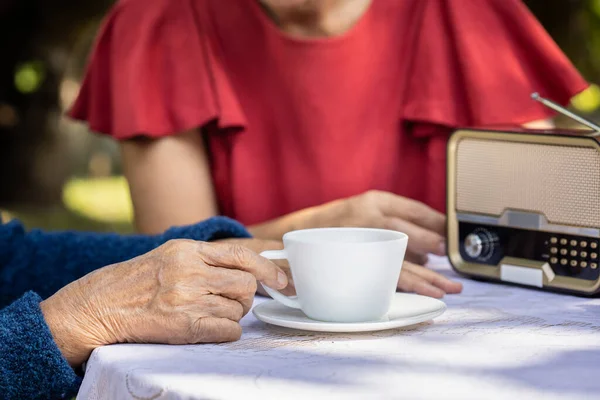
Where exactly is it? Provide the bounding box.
[447,126,600,296]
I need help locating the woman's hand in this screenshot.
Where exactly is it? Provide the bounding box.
[397,262,462,298]
[40,239,288,367]
[305,191,463,297]
[318,190,447,258]
[252,190,447,262]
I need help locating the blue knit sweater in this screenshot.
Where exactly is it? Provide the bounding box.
[0,217,250,399]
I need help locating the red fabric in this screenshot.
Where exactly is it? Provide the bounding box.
[69,0,588,225]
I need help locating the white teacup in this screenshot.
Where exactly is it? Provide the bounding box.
[260,227,408,323]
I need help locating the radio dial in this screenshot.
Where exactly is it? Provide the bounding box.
[464,229,498,260]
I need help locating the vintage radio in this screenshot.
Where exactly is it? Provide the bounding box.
[447,93,600,295]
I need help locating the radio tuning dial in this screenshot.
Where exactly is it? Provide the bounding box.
[464,229,498,260]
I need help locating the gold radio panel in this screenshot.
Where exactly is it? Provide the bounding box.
[447,93,600,296]
[447,125,600,296]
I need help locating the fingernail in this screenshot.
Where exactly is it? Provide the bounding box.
[277,271,288,288]
[438,241,446,255]
[451,282,464,293]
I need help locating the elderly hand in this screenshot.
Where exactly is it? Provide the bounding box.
[215,238,296,297]
[40,239,288,367]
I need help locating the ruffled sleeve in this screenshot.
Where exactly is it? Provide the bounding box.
[403,0,589,134]
[68,0,246,139]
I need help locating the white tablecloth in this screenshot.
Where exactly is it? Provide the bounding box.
[77,257,600,400]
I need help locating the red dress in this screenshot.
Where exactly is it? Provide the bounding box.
[69,0,588,226]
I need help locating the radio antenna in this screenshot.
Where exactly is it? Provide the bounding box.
[531,92,600,134]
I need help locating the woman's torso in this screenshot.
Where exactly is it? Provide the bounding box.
[201,0,440,225]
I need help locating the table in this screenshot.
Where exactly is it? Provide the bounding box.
[77,257,600,400]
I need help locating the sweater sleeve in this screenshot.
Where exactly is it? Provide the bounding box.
[0,292,80,400]
[0,216,250,308]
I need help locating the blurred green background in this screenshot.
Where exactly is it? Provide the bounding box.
[2,0,600,233]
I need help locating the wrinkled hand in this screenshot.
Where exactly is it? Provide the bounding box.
[215,238,296,297]
[40,239,288,367]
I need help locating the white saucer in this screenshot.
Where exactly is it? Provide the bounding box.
[252,293,446,333]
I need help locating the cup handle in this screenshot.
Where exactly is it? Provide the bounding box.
[260,250,301,309]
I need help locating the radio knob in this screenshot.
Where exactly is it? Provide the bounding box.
[465,233,484,258]
[464,230,498,260]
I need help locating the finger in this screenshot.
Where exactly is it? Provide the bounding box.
[397,264,445,299]
[280,275,296,296]
[256,276,296,297]
[190,317,242,343]
[403,262,463,294]
[404,250,429,266]
[386,217,445,256]
[199,242,288,289]
[201,294,245,322]
[216,238,284,255]
[375,191,446,234]
[203,268,256,315]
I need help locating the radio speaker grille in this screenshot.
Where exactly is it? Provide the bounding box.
[456,139,600,228]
